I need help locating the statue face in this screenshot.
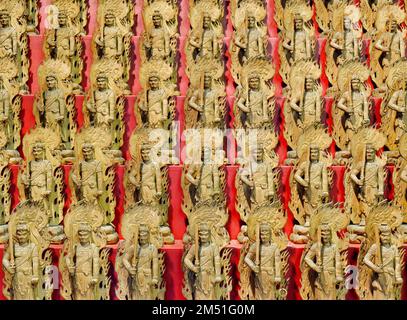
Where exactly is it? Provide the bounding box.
[294,18,303,31]
[305,78,314,91]
[16,229,29,244]
[204,74,212,89]
[149,76,160,90]
[139,226,149,245]
[254,147,264,162]
[152,14,162,28]
[310,147,319,161]
[46,76,57,90]
[389,20,397,32]
[203,16,211,29]
[78,230,91,244]
[380,228,391,245]
[344,18,351,31]
[198,227,210,243]
[0,13,10,27]
[366,146,375,161]
[351,79,360,91]
[249,76,260,90]
[105,14,115,26]
[97,77,108,90]
[321,225,331,243]
[141,148,151,162]
[32,144,45,160]
[260,226,271,243]
[58,14,67,27]
[247,16,255,28]
[82,145,95,161]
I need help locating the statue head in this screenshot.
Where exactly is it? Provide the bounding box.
[32,142,45,161]
[16,223,30,244]
[248,74,260,90]
[379,223,391,245]
[148,74,160,90]
[78,223,92,245]
[141,142,152,162]
[152,11,163,28]
[46,74,58,90]
[198,223,211,244]
[343,17,352,31]
[96,73,108,91]
[104,12,115,27]
[138,224,150,245]
[253,144,264,162]
[58,11,68,27]
[0,10,10,27]
[294,14,304,31]
[82,143,95,161]
[203,73,212,90]
[365,144,375,162]
[351,77,361,91]
[305,77,314,91]
[260,223,271,243]
[309,145,320,162]
[320,223,332,244]
[247,14,256,29]
[202,14,211,29]
[387,18,398,32]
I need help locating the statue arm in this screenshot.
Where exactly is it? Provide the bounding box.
[155,165,162,195]
[69,35,75,56]
[267,166,275,196]
[138,95,147,112]
[388,91,405,112]
[330,33,342,50]
[400,166,407,183]
[294,165,308,187]
[31,244,39,278]
[316,95,322,122]
[282,38,293,51]
[213,167,220,193]
[186,167,198,185]
[123,247,133,272]
[46,162,53,192]
[237,96,249,113]
[109,92,115,121]
[290,98,302,112]
[189,34,200,48]
[188,94,203,112]
[335,246,343,280]
[214,96,220,121]
[350,167,363,186]
[304,244,320,272]
[213,245,221,278]
[274,246,281,281]
[234,35,246,49]
[363,94,369,122]
[96,163,104,193]
[117,34,123,55]
[394,246,402,281]
[2,250,11,272]
[322,164,329,194]
[184,245,197,272]
[244,244,257,271]
[306,34,312,58]
[12,31,17,55]
[337,95,350,113]
[92,245,99,280]
[162,96,168,120]
[152,246,159,281]
[374,37,387,52]
[240,168,253,187]
[400,36,405,58]
[363,244,381,273]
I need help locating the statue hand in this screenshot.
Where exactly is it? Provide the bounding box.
[274,277,281,283]
[336,276,343,283]
[91,278,98,285]
[192,265,199,273]
[42,190,51,196]
[314,265,322,273]
[31,277,39,285]
[214,275,222,283]
[97,190,103,196]
[129,268,137,276]
[252,265,260,273]
[396,277,403,285]
[151,278,159,286]
[68,266,75,274]
[374,266,383,274]
[56,115,64,122]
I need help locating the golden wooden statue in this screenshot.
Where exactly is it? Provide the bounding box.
[332,61,370,151]
[186,0,224,66]
[115,220,165,300]
[380,59,407,150]
[45,1,85,89]
[370,5,406,89]
[345,128,386,243]
[299,204,349,300]
[235,130,279,242]
[141,0,178,68]
[359,0,400,34]
[230,0,268,67]
[185,57,225,129]
[284,60,322,149]
[234,58,275,130]
[2,201,55,300]
[93,0,134,86]
[0,3,30,92]
[357,202,404,300]
[124,131,174,244]
[325,4,363,88]
[18,128,65,243]
[136,60,178,130]
[59,209,111,300]
[69,127,119,244]
[278,1,315,84]
[85,60,127,156]
[288,126,333,244]
[238,206,289,300]
[182,222,232,300]
[314,0,352,34]
[35,60,78,157]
